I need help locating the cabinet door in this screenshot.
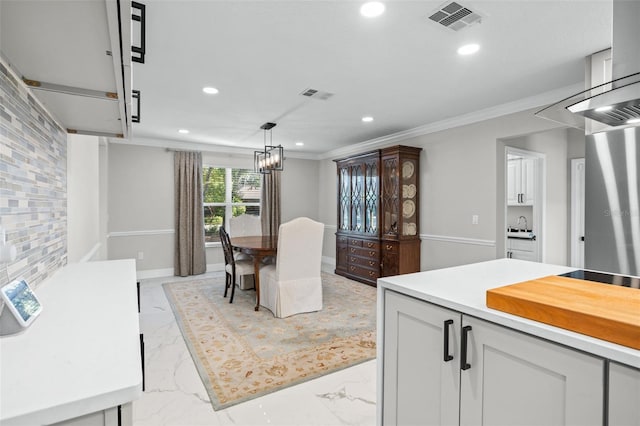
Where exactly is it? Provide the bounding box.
[609,362,640,426]
[383,291,461,426]
[507,159,520,205]
[459,316,604,426]
[521,157,535,205]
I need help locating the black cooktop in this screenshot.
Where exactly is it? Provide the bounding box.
[559,270,640,289]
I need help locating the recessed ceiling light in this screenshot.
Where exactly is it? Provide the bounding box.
[595,105,613,112]
[362,116,374,123]
[360,2,385,18]
[627,118,640,124]
[202,87,219,95]
[457,43,480,55]
[295,142,304,146]
[178,129,189,134]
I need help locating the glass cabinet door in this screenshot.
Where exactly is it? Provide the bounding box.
[338,165,350,231]
[400,158,418,237]
[382,155,399,237]
[350,163,364,233]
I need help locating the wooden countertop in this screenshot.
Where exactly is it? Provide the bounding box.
[487,275,640,350]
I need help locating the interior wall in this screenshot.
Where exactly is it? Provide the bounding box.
[321,108,565,271]
[107,143,174,273]
[0,57,67,288]
[107,143,321,276]
[67,133,100,263]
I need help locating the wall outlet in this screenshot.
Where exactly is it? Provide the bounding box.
[472,215,479,225]
[137,251,144,260]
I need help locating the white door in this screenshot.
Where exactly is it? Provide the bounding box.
[570,158,585,268]
[459,316,604,426]
[383,291,461,426]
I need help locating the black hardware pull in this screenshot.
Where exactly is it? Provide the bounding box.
[460,325,472,370]
[132,2,146,63]
[132,90,141,123]
[443,319,454,362]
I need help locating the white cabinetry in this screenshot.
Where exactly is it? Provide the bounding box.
[507,158,535,206]
[609,362,640,426]
[382,290,604,426]
[383,291,461,425]
[506,238,537,261]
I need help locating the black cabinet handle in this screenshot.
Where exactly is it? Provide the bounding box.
[443,319,454,362]
[132,90,141,123]
[132,2,146,63]
[460,325,472,370]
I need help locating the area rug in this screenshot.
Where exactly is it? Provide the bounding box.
[163,272,376,410]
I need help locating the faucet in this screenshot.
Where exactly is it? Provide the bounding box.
[517,216,528,232]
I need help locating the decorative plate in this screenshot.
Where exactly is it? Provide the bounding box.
[402,200,415,218]
[403,222,417,235]
[402,161,414,179]
[406,184,416,198]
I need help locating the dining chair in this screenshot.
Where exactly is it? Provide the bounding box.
[259,217,324,318]
[229,214,262,289]
[219,226,254,303]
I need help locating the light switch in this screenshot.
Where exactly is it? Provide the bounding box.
[472,215,479,225]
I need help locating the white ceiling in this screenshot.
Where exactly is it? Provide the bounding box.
[2,1,614,157]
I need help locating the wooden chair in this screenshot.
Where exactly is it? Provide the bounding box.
[259,217,324,318]
[219,226,254,303]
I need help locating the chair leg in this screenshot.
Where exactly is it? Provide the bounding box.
[230,271,236,303]
[223,273,230,298]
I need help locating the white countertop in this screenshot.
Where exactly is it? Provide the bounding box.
[0,260,142,425]
[377,258,640,368]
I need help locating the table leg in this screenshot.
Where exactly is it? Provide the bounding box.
[253,255,262,311]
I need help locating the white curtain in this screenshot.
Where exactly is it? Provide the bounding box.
[174,151,206,276]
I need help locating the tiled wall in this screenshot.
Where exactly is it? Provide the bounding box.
[0,57,67,288]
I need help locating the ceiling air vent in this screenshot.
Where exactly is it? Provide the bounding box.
[300,88,334,101]
[428,2,482,31]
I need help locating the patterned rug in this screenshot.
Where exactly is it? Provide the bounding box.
[163,272,377,410]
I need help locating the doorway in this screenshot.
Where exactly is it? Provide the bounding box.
[570,158,585,267]
[505,147,545,262]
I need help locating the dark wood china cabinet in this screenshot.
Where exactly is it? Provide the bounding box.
[335,145,422,286]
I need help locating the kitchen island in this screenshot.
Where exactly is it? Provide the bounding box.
[377,258,640,426]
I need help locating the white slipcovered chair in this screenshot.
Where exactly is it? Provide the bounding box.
[229,214,262,289]
[259,217,324,318]
[229,214,262,238]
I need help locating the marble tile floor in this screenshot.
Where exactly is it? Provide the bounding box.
[134,272,377,426]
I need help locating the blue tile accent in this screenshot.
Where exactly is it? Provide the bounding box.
[0,57,67,287]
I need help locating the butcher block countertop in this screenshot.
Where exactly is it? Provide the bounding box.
[486,275,640,350]
[377,259,640,368]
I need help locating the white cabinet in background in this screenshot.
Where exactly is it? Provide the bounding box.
[506,237,537,261]
[609,362,640,426]
[382,290,604,426]
[507,158,535,206]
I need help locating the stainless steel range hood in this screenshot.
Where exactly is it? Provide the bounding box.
[537,0,640,131]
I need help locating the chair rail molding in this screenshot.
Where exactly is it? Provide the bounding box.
[421,233,496,247]
[109,229,175,238]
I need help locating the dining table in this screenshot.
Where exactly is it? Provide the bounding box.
[230,235,278,311]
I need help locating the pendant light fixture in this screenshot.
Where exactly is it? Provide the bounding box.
[254,122,284,174]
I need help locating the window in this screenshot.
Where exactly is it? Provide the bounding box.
[202,167,261,243]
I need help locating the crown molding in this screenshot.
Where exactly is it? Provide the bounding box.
[319,83,584,161]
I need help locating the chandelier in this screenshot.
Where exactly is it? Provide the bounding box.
[254,122,284,174]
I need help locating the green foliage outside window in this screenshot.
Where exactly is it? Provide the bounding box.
[202,167,261,242]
